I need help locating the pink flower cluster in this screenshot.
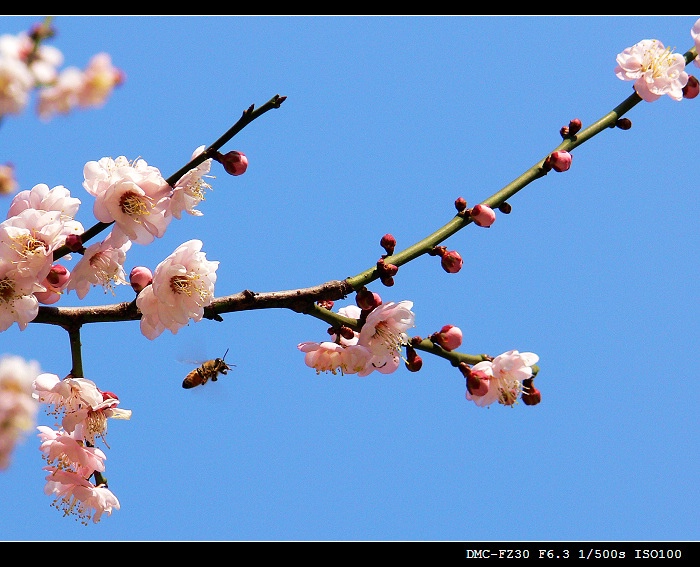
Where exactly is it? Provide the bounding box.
[298,300,416,377]
[0,25,123,120]
[464,350,539,408]
[0,148,218,336]
[32,372,131,524]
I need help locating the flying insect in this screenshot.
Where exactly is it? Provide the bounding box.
[182,349,234,389]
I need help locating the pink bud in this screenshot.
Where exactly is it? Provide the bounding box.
[546,150,572,172]
[380,234,396,255]
[683,75,699,99]
[129,266,153,293]
[45,264,70,288]
[470,204,496,228]
[454,196,467,213]
[356,288,381,310]
[219,150,248,176]
[440,250,463,274]
[466,369,490,396]
[431,324,463,351]
[64,234,84,252]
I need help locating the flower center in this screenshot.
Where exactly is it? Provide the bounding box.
[0,277,15,303]
[119,190,152,220]
[169,273,210,302]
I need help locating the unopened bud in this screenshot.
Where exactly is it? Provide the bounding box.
[615,118,632,130]
[405,346,423,372]
[454,196,467,213]
[338,326,356,340]
[521,378,542,406]
[64,234,85,253]
[683,75,699,99]
[545,150,572,172]
[381,276,394,287]
[45,264,69,287]
[466,368,490,397]
[470,204,496,228]
[356,288,381,310]
[440,250,463,274]
[129,266,153,293]
[430,324,463,351]
[498,202,512,214]
[217,150,248,176]
[380,233,396,255]
[376,258,399,278]
[568,118,582,136]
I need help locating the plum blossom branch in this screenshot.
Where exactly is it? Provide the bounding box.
[50,94,287,261]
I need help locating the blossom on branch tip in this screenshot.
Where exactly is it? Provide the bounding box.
[37,426,107,477]
[614,39,689,102]
[42,466,120,525]
[136,239,219,340]
[465,350,539,408]
[692,18,700,68]
[440,250,463,273]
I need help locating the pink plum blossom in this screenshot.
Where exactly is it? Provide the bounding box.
[0,209,67,283]
[358,300,415,373]
[43,467,120,524]
[66,234,131,299]
[0,163,18,195]
[76,52,124,109]
[0,262,40,331]
[37,66,84,120]
[7,183,81,221]
[37,425,107,477]
[466,350,539,408]
[615,39,689,102]
[0,355,40,469]
[82,156,172,245]
[136,239,219,339]
[171,145,213,219]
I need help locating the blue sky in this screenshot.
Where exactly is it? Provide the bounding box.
[1,15,698,542]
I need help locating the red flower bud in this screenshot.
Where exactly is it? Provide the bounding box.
[218,150,248,176]
[545,150,572,172]
[454,196,467,212]
[380,233,396,255]
[405,346,423,372]
[683,75,699,99]
[440,250,463,274]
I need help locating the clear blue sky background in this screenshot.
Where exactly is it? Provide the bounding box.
[1,15,698,542]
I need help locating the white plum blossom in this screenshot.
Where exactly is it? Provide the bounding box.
[82,155,172,245]
[66,234,131,299]
[614,39,689,102]
[466,350,540,408]
[136,239,219,339]
[0,355,41,469]
[43,466,120,525]
[170,145,213,219]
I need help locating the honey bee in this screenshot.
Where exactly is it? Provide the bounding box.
[182,349,234,389]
